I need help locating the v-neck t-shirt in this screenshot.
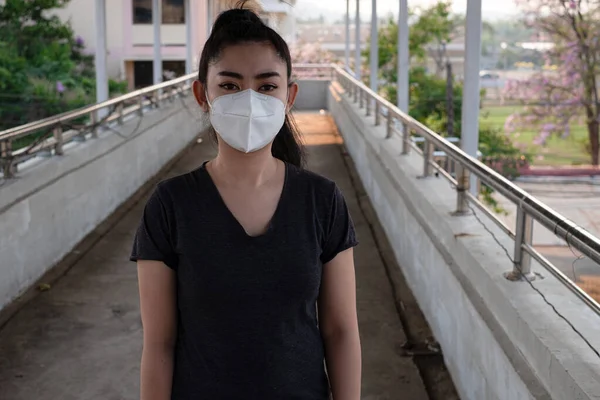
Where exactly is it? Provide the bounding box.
[130,161,358,400]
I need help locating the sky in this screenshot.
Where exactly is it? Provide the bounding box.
[294,0,518,21]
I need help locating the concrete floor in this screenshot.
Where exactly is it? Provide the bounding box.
[0,114,457,399]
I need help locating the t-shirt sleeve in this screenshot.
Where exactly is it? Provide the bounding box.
[320,184,359,264]
[130,186,178,270]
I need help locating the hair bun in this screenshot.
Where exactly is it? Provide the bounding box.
[212,1,264,32]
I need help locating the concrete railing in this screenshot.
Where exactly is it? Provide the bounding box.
[328,67,600,399]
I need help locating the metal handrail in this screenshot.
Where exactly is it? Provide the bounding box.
[330,63,600,315]
[0,72,200,178]
[0,73,197,142]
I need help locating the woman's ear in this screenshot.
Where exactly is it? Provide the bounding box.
[286,82,299,113]
[192,80,209,112]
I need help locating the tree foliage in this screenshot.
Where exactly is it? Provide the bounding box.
[0,0,126,131]
[381,66,464,135]
[361,1,529,186]
[503,0,600,165]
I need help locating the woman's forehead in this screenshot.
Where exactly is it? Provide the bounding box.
[211,42,287,76]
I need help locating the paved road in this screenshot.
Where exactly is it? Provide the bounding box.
[0,114,456,399]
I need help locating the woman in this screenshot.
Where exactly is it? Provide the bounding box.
[131,3,361,399]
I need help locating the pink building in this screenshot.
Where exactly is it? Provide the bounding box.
[53,0,296,90]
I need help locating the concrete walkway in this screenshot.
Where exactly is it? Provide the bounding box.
[0,114,457,399]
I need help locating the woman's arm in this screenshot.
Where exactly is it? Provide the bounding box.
[137,260,177,400]
[318,248,362,400]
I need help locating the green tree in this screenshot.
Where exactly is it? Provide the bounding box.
[381,67,464,136]
[0,0,126,132]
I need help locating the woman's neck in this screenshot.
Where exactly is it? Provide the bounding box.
[210,144,279,188]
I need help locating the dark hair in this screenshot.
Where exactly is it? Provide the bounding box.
[198,1,305,168]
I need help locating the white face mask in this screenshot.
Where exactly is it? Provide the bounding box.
[207,89,287,153]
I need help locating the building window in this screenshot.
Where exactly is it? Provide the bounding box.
[132,0,185,25]
[133,60,186,89]
[133,61,153,88]
[163,0,185,24]
[133,0,152,24]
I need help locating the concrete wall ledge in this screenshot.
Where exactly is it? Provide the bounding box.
[293,79,330,111]
[328,84,600,400]
[0,95,206,311]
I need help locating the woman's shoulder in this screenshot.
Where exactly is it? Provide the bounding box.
[286,164,348,218]
[287,163,338,196]
[151,165,207,206]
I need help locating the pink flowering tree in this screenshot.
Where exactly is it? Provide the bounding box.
[290,41,337,80]
[503,0,600,165]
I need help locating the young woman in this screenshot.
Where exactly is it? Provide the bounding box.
[131,3,361,399]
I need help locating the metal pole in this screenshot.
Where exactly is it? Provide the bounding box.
[397,0,409,113]
[509,207,535,281]
[354,0,361,80]
[454,164,470,215]
[95,0,108,119]
[152,0,162,86]
[369,0,378,94]
[207,0,213,36]
[185,0,193,74]
[289,11,297,45]
[461,0,483,195]
[345,0,350,72]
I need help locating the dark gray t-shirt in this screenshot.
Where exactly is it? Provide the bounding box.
[130,162,358,400]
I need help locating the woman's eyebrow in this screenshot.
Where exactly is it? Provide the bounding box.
[217,71,243,79]
[216,71,281,79]
[255,71,281,79]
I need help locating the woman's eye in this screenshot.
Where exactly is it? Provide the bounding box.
[219,83,239,91]
[260,84,277,92]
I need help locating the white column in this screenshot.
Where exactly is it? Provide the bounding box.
[152,0,162,85]
[289,14,297,45]
[94,0,108,117]
[345,0,350,72]
[397,0,409,112]
[185,0,193,74]
[207,0,213,36]
[369,0,378,93]
[461,0,483,195]
[354,0,361,80]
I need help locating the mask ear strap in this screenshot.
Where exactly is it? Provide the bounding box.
[285,83,293,112]
[205,91,212,110]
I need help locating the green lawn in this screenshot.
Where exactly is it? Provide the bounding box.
[480,105,591,166]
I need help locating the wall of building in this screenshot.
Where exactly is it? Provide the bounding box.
[50,0,210,82]
[0,94,207,311]
[328,81,600,400]
[123,0,208,66]
[51,0,127,80]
